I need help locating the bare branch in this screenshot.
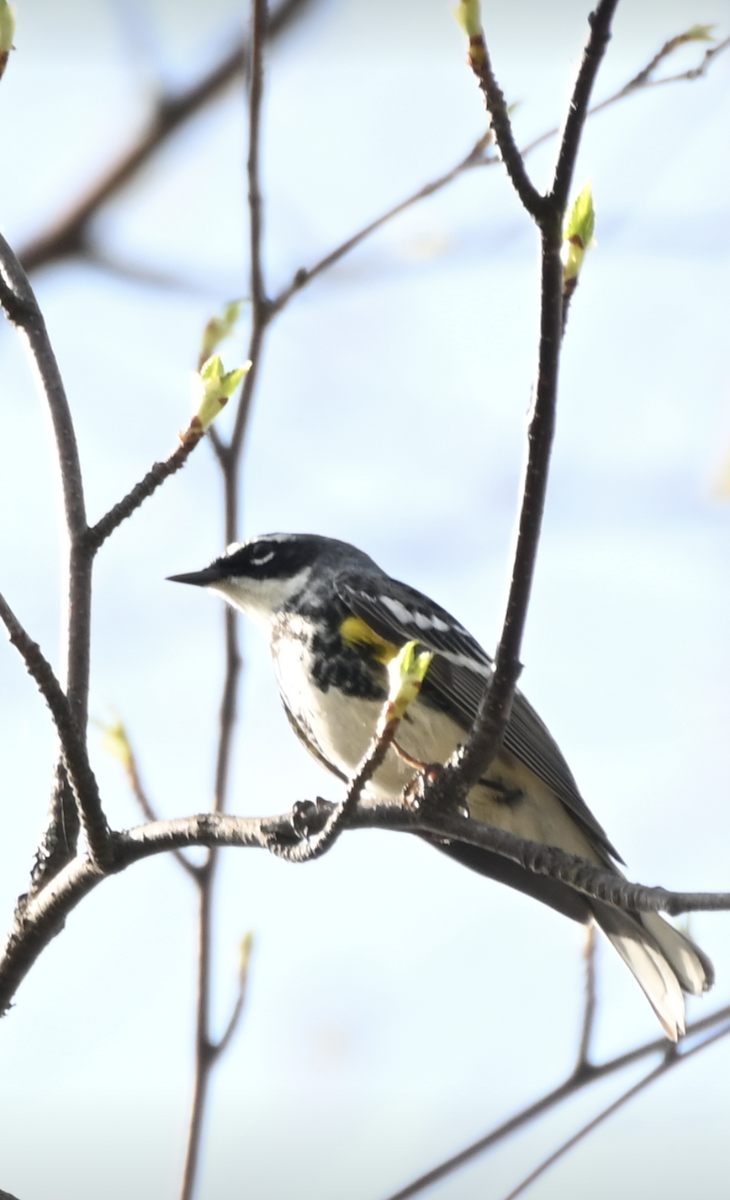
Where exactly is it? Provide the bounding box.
[550,0,621,210]
[228,0,274,463]
[18,0,318,274]
[2,795,729,1018]
[85,427,206,554]
[180,870,215,1200]
[0,231,95,879]
[0,235,86,542]
[269,712,403,863]
[33,799,730,919]
[269,133,494,314]
[604,28,730,98]
[462,27,546,220]
[212,607,243,813]
[180,3,273,1195]
[247,0,269,313]
[574,926,597,1071]
[384,1013,730,1200]
[501,1057,673,1200]
[269,24,730,320]
[501,1018,730,1200]
[0,598,111,871]
[0,233,91,718]
[213,933,254,1059]
[450,0,621,799]
[108,723,199,879]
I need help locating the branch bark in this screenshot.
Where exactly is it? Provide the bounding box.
[18,0,318,274]
[441,0,622,804]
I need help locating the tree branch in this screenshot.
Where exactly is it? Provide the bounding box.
[0,237,86,542]
[550,0,621,211]
[0,233,90,719]
[2,787,729,1014]
[247,0,269,314]
[574,926,597,1071]
[268,132,494,315]
[117,727,199,878]
[0,592,111,869]
[212,933,254,1060]
[383,1011,730,1200]
[17,0,318,274]
[0,232,98,879]
[448,0,621,799]
[85,427,206,554]
[269,710,403,863]
[269,26,730,314]
[179,2,273,1195]
[462,26,546,220]
[500,1018,730,1200]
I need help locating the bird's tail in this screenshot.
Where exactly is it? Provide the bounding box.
[592,901,714,1041]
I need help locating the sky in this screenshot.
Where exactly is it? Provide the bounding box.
[0,1,729,1198]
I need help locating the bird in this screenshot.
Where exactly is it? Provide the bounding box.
[169,531,713,1039]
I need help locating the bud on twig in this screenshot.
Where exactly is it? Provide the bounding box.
[562,182,596,288]
[198,300,246,370]
[186,355,251,440]
[0,1,16,81]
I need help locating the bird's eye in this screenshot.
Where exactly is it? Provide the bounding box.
[249,545,276,566]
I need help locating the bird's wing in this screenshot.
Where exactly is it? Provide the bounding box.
[336,573,621,862]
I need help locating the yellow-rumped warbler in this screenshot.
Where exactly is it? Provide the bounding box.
[170,532,713,1039]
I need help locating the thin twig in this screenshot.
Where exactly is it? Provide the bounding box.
[644,32,730,86]
[213,934,254,1059]
[0,238,86,545]
[212,607,243,813]
[381,1013,730,1200]
[575,926,597,1071]
[85,429,205,554]
[179,866,215,1200]
[452,0,621,797]
[0,233,95,881]
[550,0,621,210]
[268,133,494,314]
[247,0,268,313]
[121,734,198,878]
[463,28,546,220]
[500,1020,730,1200]
[0,592,111,869]
[0,233,90,719]
[269,715,402,863]
[179,2,271,1196]
[603,29,730,98]
[269,27,730,318]
[500,1056,673,1200]
[17,15,726,307]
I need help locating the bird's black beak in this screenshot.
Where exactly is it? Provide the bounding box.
[167,566,222,587]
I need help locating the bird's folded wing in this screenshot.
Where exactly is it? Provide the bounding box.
[337,575,621,862]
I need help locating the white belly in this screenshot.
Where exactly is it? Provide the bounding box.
[271,623,600,863]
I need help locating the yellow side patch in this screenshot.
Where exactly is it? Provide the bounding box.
[340,614,400,664]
